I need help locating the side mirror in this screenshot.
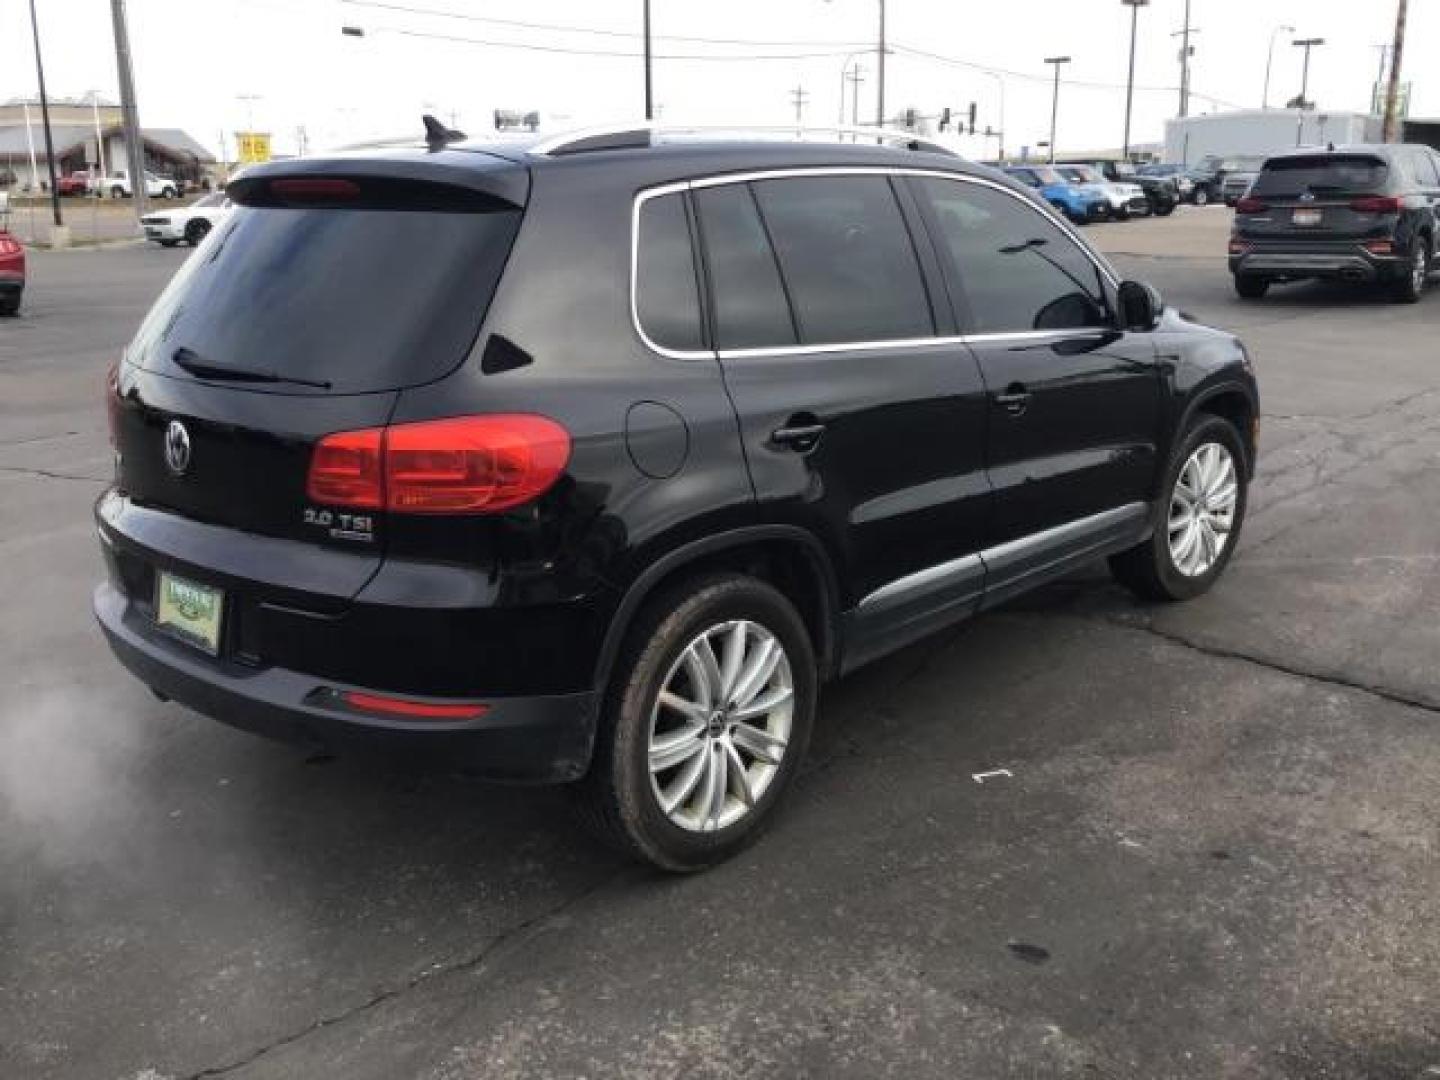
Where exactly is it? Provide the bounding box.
[1117,280,1163,331]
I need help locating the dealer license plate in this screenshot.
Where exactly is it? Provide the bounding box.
[1292,208,1323,226]
[155,571,224,654]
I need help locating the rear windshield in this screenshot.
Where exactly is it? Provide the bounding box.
[128,205,521,394]
[1251,156,1389,198]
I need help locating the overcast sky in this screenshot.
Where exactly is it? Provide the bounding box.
[1,0,1433,160]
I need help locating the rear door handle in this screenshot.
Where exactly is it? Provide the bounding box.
[994,385,1032,416]
[770,422,826,452]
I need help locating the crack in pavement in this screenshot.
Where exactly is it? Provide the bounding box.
[1096,613,1440,717]
[0,428,81,447]
[0,464,109,484]
[179,866,639,1080]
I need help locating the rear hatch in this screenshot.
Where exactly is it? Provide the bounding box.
[1236,154,1392,241]
[111,153,526,595]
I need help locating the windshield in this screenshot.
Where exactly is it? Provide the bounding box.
[1028,167,1064,185]
[193,193,224,208]
[129,204,522,394]
[1061,166,1102,184]
[1251,156,1389,197]
[1111,162,1138,178]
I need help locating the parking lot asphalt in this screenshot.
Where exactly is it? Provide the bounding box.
[2,209,1438,1080]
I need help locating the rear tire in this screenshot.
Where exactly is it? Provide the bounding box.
[573,573,817,872]
[1156,202,1176,217]
[1234,275,1269,300]
[0,294,19,318]
[110,185,126,199]
[1389,243,1429,304]
[1110,415,1249,603]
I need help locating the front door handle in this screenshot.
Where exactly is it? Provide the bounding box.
[994,384,1032,416]
[770,421,826,452]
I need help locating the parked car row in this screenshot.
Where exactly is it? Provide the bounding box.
[1000,160,1177,224]
[42,170,182,199]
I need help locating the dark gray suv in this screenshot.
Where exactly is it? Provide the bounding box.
[1229,144,1440,303]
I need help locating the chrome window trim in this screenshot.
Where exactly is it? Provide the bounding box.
[628,165,1121,362]
[857,502,1147,611]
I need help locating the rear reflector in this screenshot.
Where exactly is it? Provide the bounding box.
[1363,239,1396,255]
[1228,238,1251,255]
[308,414,571,515]
[342,692,490,720]
[1234,197,1267,214]
[1350,195,1402,214]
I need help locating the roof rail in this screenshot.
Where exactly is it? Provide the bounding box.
[529,122,958,158]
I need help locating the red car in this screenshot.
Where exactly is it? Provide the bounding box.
[57,172,93,196]
[0,230,25,317]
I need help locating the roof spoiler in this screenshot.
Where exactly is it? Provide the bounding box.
[226,154,529,210]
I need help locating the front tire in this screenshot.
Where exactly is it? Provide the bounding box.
[1110,415,1249,602]
[574,574,817,872]
[1234,275,1269,300]
[184,218,211,246]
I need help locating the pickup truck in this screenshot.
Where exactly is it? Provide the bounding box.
[98,170,179,200]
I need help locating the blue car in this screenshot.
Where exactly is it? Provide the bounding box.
[1003,165,1110,224]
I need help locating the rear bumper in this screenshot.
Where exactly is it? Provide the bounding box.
[1229,245,1403,282]
[94,581,596,782]
[0,275,22,296]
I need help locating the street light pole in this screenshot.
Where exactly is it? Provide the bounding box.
[1175,0,1196,118]
[1044,56,1071,164]
[1262,24,1296,109]
[985,70,1007,162]
[1121,0,1149,161]
[1381,0,1408,143]
[643,0,653,121]
[1292,37,1324,146]
[25,0,63,229]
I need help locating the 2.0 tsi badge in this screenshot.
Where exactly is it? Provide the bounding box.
[163,420,192,477]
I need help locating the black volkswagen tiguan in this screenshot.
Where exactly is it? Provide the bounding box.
[1230,144,1440,302]
[96,124,1259,870]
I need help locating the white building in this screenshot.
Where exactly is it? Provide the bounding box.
[1164,109,1383,166]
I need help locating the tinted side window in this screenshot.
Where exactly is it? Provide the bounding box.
[694,185,797,350]
[636,192,704,351]
[751,176,933,345]
[918,178,1110,335]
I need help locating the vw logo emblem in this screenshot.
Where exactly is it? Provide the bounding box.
[163,420,192,477]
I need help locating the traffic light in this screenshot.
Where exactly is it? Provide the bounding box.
[940,107,952,131]
[967,102,978,135]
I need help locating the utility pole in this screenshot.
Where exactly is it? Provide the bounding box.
[847,64,866,129]
[643,0,654,122]
[1173,0,1198,118]
[26,0,63,231]
[875,0,887,129]
[790,85,810,129]
[1044,56,1071,164]
[1382,0,1408,142]
[110,0,148,220]
[1121,0,1149,161]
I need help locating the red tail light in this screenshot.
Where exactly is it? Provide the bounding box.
[1235,196,1267,214]
[307,415,570,515]
[307,428,384,508]
[1350,195,1401,214]
[1228,238,1251,255]
[0,235,21,257]
[1363,239,1396,255]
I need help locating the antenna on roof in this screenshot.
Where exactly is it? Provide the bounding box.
[422,114,465,151]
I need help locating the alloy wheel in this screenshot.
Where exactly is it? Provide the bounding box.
[648,619,794,832]
[1168,442,1239,577]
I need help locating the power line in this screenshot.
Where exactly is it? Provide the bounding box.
[339,0,870,49]
[380,26,861,60]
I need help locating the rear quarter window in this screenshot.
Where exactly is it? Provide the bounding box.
[635,192,704,352]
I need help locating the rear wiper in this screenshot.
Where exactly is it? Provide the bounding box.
[173,348,332,390]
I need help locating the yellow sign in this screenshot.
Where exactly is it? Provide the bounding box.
[236,131,271,164]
